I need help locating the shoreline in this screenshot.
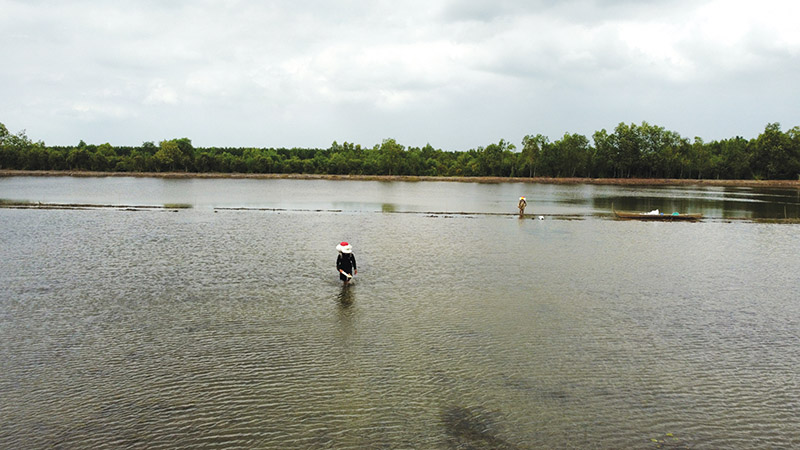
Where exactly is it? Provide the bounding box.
[1,169,799,188]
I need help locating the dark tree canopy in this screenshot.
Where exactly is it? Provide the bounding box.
[2,121,799,180]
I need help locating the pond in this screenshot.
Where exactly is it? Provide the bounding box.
[1,176,799,448]
[1,175,799,218]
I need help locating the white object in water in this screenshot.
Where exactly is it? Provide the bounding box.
[644,209,660,215]
[538,216,544,220]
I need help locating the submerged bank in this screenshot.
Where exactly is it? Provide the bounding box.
[2,169,799,188]
[4,200,799,223]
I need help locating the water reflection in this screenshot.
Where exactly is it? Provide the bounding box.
[591,186,800,219]
[1,176,798,218]
[337,284,355,306]
[336,287,356,346]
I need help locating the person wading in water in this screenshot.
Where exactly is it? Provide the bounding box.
[336,242,357,284]
[518,196,527,218]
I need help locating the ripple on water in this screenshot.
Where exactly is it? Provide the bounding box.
[1,208,800,448]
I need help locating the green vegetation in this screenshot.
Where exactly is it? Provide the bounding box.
[2,121,799,180]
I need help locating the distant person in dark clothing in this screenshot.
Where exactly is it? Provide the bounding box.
[336,241,357,284]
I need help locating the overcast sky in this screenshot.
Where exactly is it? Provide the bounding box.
[2,0,799,150]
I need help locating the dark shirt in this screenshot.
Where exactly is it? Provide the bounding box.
[337,253,357,274]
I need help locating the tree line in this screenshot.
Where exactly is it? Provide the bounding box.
[2,121,799,180]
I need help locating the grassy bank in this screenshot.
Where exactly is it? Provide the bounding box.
[1,169,799,188]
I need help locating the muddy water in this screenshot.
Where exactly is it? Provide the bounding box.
[1,177,799,448]
[1,175,799,218]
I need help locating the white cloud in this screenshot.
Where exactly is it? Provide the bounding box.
[71,102,134,121]
[1,0,798,148]
[144,81,179,105]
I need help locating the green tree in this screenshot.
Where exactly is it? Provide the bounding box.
[610,122,642,178]
[48,149,68,170]
[522,134,547,177]
[311,151,330,174]
[96,142,116,158]
[786,126,800,179]
[754,123,794,179]
[478,139,514,176]
[242,148,271,173]
[90,152,109,171]
[691,137,713,179]
[378,138,405,175]
[23,145,49,170]
[284,156,304,173]
[174,138,195,171]
[151,138,194,171]
[90,143,116,171]
[328,152,348,174]
[711,137,750,179]
[551,133,589,177]
[590,130,611,177]
[154,140,183,171]
[67,147,91,170]
[651,129,686,178]
[405,147,424,175]
[0,126,43,169]
[141,141,158,155]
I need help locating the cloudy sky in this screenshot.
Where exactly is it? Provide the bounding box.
[2,0,798,150]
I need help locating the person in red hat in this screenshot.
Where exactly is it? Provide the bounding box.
[336,242,357,284]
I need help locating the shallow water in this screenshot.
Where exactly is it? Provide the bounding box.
[1,178,800,448]
[1,175,799,218]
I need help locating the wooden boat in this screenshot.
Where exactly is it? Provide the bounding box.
[613,208,702,221]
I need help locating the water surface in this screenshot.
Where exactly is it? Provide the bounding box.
[1,177,799,448]
[1,175,799,218]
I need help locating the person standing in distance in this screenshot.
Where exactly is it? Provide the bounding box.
[518,196,527,218]
[336,242,357,284]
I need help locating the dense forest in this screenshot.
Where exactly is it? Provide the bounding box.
[2,121,799,180]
